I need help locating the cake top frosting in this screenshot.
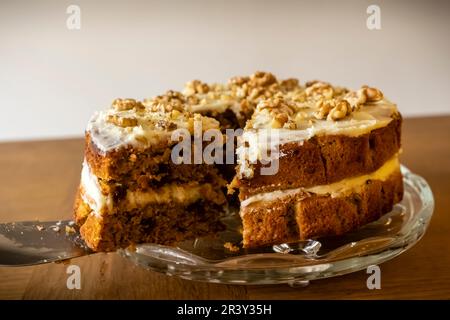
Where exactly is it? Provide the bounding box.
[87,92,220,153]
[246,80,397,130]
[183,71,398,130]
[86,71,399,156]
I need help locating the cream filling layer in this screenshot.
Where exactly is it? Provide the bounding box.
[80,160,218,215]
[240,154,400,208]
[81,160,112,213]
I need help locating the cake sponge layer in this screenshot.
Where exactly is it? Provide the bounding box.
[75,195,225,251]
[233,114,401,199]
[241,163,403,248]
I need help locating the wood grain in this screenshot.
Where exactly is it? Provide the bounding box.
[1,116,450,299]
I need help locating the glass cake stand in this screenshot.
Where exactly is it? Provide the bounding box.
[120,166,434,285]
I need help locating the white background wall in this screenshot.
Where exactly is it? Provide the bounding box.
[1,0,449,141]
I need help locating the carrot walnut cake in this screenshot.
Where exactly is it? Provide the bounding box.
[74,72,403,251]
[74,92,228,251]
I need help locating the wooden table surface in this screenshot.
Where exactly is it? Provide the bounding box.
[0,116,449,300]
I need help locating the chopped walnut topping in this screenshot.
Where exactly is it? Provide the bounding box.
[65,225,76,235]
[291,89,307,103]
[258,94,296,116]
[295,111,308,122]
[305,80,320,87]
[228,76,250,86]
[275,113,289,125]
[112,98,144,111]
[271,118,283,128]
[327,100,351,121]
[129,154,137,162]
[107,114,138,127]
[361,85,384,102]
[186,95,199,106]
[256,94,299,128]
[344,89,366,110]
[170,109,182,119]
[341,85,383,111]
[228,71,281,103]
[333,86,349,97]
[220,93,233,102]
[283,119,297,129]
[239,99,254,117]
[155,119,169,130]
[166,90,185,100]
[207,91,220,100]
[183,80,210,96]
[356,88,368,104]
[266,83,282,97]
[250,71,277,87]
[223,242,240,252]
[153,119,177,130]
[144,90,186,112]
[281,78,299,91]
[305,81,334,100]
[210,83,225,92]
[314,99,333,120]
[249,87,265,100]
[103,72,391,136]
[314,98,351,121]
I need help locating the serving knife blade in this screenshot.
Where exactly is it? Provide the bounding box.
[0,220,92,266]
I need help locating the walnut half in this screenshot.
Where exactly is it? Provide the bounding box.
[362,85,384,102]
[314,99,351,121]
[111,98,144,111]
[107,114,138,127]
[327,100,351,121]
[183,80,210,96]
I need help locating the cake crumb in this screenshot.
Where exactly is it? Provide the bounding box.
[127,243,137,252]
[65,225,76,235]
[224,242,240,252]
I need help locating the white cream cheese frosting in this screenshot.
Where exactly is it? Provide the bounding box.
[80,159,221,216]
[80,160,113,214]
[87,99,220,154]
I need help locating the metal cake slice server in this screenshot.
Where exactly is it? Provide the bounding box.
[0,220,92,266]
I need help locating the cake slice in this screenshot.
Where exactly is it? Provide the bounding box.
[74,92,227,251]
[230,80,403,247]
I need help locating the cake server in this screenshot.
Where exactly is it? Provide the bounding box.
[0,220,92,266]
